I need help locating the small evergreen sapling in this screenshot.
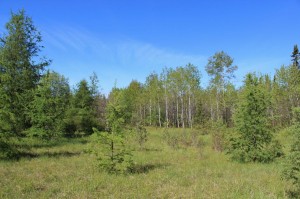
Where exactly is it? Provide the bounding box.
[88,89,133,174]
[90,128,132,174]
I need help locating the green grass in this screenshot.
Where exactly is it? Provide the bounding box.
[0,128,292,198]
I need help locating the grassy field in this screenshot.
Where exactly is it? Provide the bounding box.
[0,128,292,198]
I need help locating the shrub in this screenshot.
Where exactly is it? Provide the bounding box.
[163,128,205,150]
[210,120,226,152]
[163,128,180,149]
[0,139,18,160]
[135,123,148,149]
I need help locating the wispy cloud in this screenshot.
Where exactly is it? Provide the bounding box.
[41,25,209,94]
[115,41,207,70]
[42,26,106,53]
[42,25,207,69]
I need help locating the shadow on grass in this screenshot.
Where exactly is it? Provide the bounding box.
[130,163,169,174]
[143,147,162,152]
[286,190,300,199]
[134,147,162,152]
[14,151,81,160]
[14,138,89,149]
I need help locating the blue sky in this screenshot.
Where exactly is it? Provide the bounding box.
[1,0,299,95]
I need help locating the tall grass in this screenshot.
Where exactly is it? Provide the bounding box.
[0,128,290,198]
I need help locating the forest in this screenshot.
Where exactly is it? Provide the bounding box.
[0,10,300,198]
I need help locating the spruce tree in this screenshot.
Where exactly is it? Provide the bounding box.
[283,108,300,195]
[63,79,97,136]
[28,71,70,139]
[291,44,300,69]
[89,88,132,174]
[229,73,282,162]
[0,10,50,136]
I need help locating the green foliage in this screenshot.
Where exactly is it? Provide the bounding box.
[163,128,205,150]
[283,107,300,195]
[63,107,97,137]
[88,89,133,174]
[210,120,226,152]
[205,51,238,125]
[135,123,148,149]
[145,72,163,126]
[0,109,16,135]
[0,10,50,136]
[63,79,98,136]
[205,51,237,86]
[273,64,300,126]
[89,128,133,174]
[0,10,50,158]
[29,71,70,139]
[291,44,300,69]
[229,73,283,162]
[0,139,19,160]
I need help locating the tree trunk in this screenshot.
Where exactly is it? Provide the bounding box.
[176,95,179,128]
[158,100,161,128]
[149,99,152,126]
[188,88,192,128]
[165,85,169,128]
[211,105,213,120]
[181,92,185,128]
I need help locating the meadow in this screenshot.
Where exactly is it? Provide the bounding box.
[0,128,292,198]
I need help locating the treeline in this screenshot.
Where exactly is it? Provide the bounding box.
[1,10,300,139]
[118,49,300,130]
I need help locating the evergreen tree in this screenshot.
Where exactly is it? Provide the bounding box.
[291,44,300,69]
[28,71,70,139]
[229,73,282,162]
[89,88,132,174]
[283,108,300,195]
[0,10,50,136]
[63,79,97,136]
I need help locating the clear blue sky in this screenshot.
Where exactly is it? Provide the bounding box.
[1,0,299,95]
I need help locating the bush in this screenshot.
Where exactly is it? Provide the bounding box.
[0,140,19,160]
[24,127,61,140]
[210,121,226,152]
[226,131,283,163]
[163,128,180,149]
